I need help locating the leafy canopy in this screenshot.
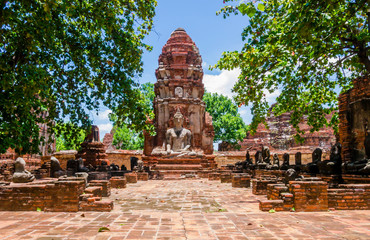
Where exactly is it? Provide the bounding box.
[110,82,155,150]
[55,122,86,152]
[203,92,248,148]
[214,0,369,139]
[0,0,157,154]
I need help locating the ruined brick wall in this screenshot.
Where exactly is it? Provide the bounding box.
[328,184,370,210]
[239,111,336,152]
[0,180,85,212]
[53,150,77,169]
[106,150,142,170]
[338,76,370,162]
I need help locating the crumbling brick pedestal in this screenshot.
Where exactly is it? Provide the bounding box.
[125,173,138,183]
[208,172,220,181]
[232,174,251,188]
[220,173,232,183]
[252,178,278,195]
[137,172,149,181]
[289,181,328,211]
[110,177,127,188]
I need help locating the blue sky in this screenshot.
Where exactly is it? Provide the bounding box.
[93,0,279,138]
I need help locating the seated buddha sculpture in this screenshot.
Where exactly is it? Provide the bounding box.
[166,109,192,155]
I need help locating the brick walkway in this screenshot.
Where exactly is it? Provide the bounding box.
[0,179,369,239]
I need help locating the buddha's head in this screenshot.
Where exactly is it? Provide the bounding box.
[173,109,184,128]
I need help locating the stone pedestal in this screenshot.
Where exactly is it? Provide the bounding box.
[220,173,232,183]
[125,173,137,183]
[137,172,149,181]
[232,174,251,188]
[110,177,127,188]
[289,181,328,211]
[208,172,220,181]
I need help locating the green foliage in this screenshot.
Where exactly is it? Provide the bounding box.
[111,82,155,150]
[112,125,144,150]
[214,0,369,136]
[0,0,157,154]
[98,227,110,232]
[203,92,248,148]
[55,122,86,151]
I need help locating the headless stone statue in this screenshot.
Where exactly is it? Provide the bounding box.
[280,153,290,170]
[306,148,322,174]
[166,109,192,155]
[269,153,280,170]
[262,146,271,164]
[318,143,342,175]
[12,157,35,183]
[255,150,266,169]
[50,156,65,178]
[295,152,302,166]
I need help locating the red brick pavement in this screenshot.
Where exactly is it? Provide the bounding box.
[0,179,369,239]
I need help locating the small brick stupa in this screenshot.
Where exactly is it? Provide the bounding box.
[76,125,108,167]
[143,28,215,177]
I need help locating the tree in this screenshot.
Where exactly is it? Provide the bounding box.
[203,92,248,149]
[0,0,157,154]
[55,122,86,152]
[112,125,144,150]
[111,82,155,150]
[214,0,369,140]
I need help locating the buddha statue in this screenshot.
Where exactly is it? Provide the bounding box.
[12,157,35,183]
[166,109,192,155]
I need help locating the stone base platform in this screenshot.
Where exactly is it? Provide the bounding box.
[143,155,216,179]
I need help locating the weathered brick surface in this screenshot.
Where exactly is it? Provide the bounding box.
[328,184,370,210]
[289,181,328,212]
[342,175,370,184]
[89,180,111,197]
[239,108,335,152]
[110,177,127,188]
[0,180,85,212]
[84,186,103,198]
[220,173,232,183]
[232,174,251,188]
[208,172,220,181]
[79,199,113,212]
[137,172,149,181]
[125,172,138,183]
[267,184,288,200]
[252,178,278,195]
[338,76,370,163]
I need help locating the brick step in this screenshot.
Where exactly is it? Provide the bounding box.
[84,186,102,198]
[158,170,199,174]
[259,200,285,212]
[154,159,206,164]
[79,199,114,212]
[153,164,202,170]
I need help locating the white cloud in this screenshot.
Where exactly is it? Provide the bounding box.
[96,109,112,120]
[98,123,113,132]
[203,69,241,98]
[203,69,280,104]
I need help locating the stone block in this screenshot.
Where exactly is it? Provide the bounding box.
[125,173,138,183]
[232,174,251,188]
[110,177,127,188]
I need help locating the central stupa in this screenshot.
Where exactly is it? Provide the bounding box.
[143,28,215,177]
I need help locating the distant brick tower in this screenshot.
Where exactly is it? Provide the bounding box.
[144,28,214,156]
